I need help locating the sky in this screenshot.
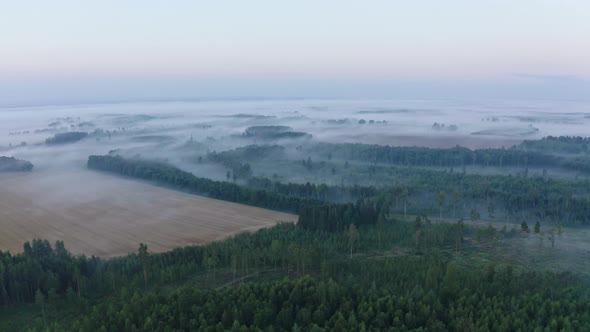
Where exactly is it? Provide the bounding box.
[1,0,589,105]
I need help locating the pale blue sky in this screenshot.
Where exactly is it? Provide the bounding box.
[1,0,588,105]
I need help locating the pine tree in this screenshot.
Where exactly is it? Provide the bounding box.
[414,216,422,249]
[377,212,385,250]
[456,219,464,252]
[487,203,495,219]
[548,229,555,248]
[348,224,359,259]
[452,192,460,218]
[271,240,281,272]
[35,289,46,327]
[470,209,480,222]
[138,243,149,289]
[437,191,446,220]
[401,188,409,219]
[534,221,541,234]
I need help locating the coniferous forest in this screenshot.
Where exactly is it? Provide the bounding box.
[3,5,590,330]
[3,136,590,331]
[2,222,590,331]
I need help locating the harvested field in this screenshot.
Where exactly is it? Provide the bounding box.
[0,170,297,257]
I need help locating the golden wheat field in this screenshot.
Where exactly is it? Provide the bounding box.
[0,170,297,257]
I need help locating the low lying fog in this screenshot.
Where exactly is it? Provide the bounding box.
[0,98,588,255]
[1,98,589,175]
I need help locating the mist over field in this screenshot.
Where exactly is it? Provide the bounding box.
[3,98,589,163]
[4,0,590,329]
[3,97,590,329]
[1,98,589,219]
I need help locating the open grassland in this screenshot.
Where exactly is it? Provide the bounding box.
[0,170,297,257]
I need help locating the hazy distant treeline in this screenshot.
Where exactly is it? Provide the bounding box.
[0,156,33,172]
[306,140,590,175]
[202,142,590,226]
[520,136,590,154]
[247,177,379,202]
[45,132,88,145]
[241,125,311,140]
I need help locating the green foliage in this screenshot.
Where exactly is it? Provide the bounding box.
[520,136,590,155]
[347,224,359,258]
[253,156,590,226]
[138,243,149,289]
[208,147,263,180]
[307,142,560,168]
[87,155,321,214]
[89,155,384,232]
[210,144,286,161]
[3,220,590,331]
[297,200,381,232]
[37,272,589,331]
[6,136,590,331]
[247,176,379,202]
[304,139,590,178]
[192,141,590,226]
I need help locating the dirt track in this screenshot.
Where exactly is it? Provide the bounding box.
[0,170,297,257]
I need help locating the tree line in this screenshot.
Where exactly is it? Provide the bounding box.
[0,220,456,308]
[89,154,590,228]
[520,136,590,154]
[0,156,33,172]
[305,141,590,174]
[3,221,588,331]
[247,177,379,202]
[45,132,88,145]
[87,155,377,231]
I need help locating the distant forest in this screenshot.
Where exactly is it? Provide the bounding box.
[305,138,590,174]
[45,132,88,145]
[3,136,590,331]
[89,153,590,229]
[0,156,33,172]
